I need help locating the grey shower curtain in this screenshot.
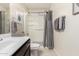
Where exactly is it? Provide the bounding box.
[43,11,54,49]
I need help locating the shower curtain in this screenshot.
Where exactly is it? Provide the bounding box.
[43,11,54,49]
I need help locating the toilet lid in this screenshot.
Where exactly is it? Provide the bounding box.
[31,43,40,48]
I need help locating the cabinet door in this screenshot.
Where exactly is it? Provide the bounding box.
[25,46,30,56]
[14,43,28,56]
[13,39,30,56]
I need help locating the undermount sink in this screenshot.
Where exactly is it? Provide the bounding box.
[0,40,17,54]
[0,37,25,51]
[0,35,29,56]
[0,41,14,49]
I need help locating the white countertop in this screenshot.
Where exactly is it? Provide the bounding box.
[0,36,30,56]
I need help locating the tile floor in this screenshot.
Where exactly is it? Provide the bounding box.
[31,46,57,56]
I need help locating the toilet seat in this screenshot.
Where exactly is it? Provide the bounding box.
[31,43,40,49]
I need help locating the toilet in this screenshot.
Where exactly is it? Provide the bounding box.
[31,42,40,56]
[31,42,40,49]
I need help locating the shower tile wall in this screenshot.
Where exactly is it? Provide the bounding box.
[27,13,45,43]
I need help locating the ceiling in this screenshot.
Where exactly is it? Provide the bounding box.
[0,3,51,11]
[22,3,51,10]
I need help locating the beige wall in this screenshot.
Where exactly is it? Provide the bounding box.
[51,3,79,56]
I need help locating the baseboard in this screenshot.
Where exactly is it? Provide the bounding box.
[53,48,61,56]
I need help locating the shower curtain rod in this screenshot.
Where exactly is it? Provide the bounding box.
[28,11,46,14]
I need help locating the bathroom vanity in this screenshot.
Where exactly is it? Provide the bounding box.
[0,34,30,56]
[12,38,30,56]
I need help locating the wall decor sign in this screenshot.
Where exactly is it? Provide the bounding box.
[73,3,79,15]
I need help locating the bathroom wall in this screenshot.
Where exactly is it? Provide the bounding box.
[10,3,28,36]
[0,3,10,33]
[50,3,79,56]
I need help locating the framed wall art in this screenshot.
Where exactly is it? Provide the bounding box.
[72,3,79,15]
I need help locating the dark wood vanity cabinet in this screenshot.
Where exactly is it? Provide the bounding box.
[12,39,30,56]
